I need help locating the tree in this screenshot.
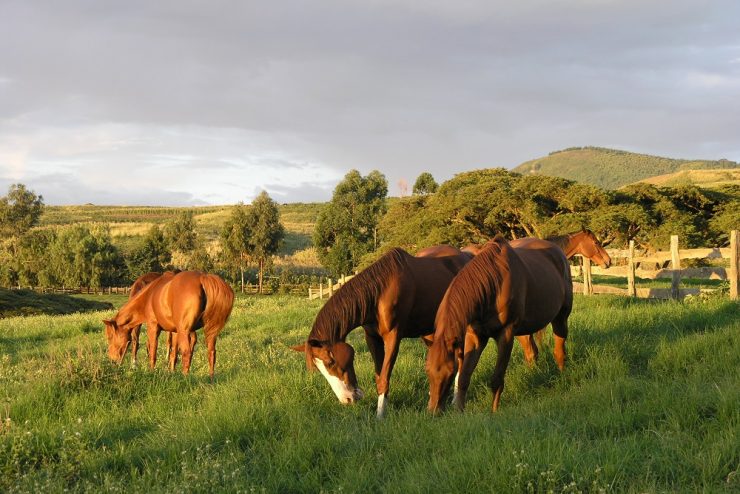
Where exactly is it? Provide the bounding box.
[126,225,172,280]
[164,210,198,267]
[221,203,251,292]
[412,172,438,195]
[47,225,125,289]
[313,170,388,276]
[0,184,44,238]
[244,191,284,294]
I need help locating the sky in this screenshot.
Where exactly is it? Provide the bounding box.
[1,0,739,206]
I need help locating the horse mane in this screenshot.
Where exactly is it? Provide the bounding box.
[435,237,510,343]
[309,248,411,344]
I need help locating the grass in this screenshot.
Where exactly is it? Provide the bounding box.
[0,289,114,318]
[1,294,738,492]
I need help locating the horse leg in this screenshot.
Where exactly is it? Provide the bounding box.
[165,332,174,363]
[363,326,384,385]
[168,332,179,371]
[455,330,488,412]
[552,313,570,371]
[375,331,401,419]
[516,334,538,366]
[131,324,141,367]
[490,326,515,412]
[178,331,195,375]
[147,323,160,370]
[206,334,217,383]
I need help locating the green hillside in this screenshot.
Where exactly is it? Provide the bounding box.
[513,146,739,189]
[38,202,325,267]
[633,168,740,189]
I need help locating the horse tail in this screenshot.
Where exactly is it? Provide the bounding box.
[200,274,235,339]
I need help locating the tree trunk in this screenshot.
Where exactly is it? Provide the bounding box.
[258,259,264,294]
[240,266,244,293]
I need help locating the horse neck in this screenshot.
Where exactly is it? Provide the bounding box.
[115,296,147,328]
[549,233,582,259]
[309,288,376,343]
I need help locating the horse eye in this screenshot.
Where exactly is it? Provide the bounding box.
[326,359,335,367]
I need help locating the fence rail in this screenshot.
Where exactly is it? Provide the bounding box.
[577,229,738,300]
[307,230,740,302]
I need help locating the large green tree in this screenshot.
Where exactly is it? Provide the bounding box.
[244,191,285,294]
[313,170,388,276]
[126,225,172,280]
[412,172,439,195]
[164,210,199,268]
[0,184,44,238]
[221,203,251,292]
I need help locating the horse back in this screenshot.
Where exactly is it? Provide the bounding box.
[508,239,572,332]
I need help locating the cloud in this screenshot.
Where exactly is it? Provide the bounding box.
[0,0,738,204]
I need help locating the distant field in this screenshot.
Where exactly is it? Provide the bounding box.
[39,203,326,266]
[1,294,738,492]
[633,169,740,189]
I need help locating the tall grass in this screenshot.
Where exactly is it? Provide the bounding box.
[1,294,738,492]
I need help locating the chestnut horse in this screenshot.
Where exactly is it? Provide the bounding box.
[292,247,472,418]
[127,271,181,366]
[426,236,572,413]
[104,271,234,381]
[515,229,609,364]
[543,229,611,269]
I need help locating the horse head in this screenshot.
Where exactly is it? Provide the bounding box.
[425,337,459,413]
[103,318,131,364]
[579,230,612,269]
[291,339,364,404]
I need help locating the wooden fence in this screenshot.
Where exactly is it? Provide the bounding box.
[307,230,739,302]
[308,274,356,300]
[576,230,739,300]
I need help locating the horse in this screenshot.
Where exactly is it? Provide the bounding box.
[426,236,572,413]
[291,247,473,418]
[514,229,609,364]
[104,271,234,381]
[544,229,611,269]
[126,271,181,366]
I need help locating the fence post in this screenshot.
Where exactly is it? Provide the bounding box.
[627,240,636,297]
[328,278,334,297]
[319,281,324,299]
[671,235,681,300]
[731,230,738,301]
[582,256,593,295]
[308,287,312,299]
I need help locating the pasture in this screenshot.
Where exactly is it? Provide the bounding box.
[1,294,738,493]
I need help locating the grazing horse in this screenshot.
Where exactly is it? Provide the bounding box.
[426,236,572,413]
[127,271,181,366]
[514,230,610,364]
[544,229,611,269]
[104,271,234,381]
[292,247,472,418]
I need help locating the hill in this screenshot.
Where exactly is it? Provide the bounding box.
[632,168,740,189]
[512,146,739,189]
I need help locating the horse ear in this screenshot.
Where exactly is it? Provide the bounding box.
[289,343,306,353]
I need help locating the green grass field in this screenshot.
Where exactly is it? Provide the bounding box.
[1,294,738,493]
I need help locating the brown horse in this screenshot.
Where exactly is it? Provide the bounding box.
[292,247,472,418]
[104,271,234,381]
[126,271,182,366]
[514,230,609,364]
[544,229,611,268]
[426,236,572,413]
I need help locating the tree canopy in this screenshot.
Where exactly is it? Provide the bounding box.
[313,170,388,276]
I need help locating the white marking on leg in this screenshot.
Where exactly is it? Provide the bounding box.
[376,393,387,419]
[453,371,460,403]
[314,359,358,404]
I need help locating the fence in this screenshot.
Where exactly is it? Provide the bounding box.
[306,230,739,302]
[308,274,356,300]
[576,230,739,300]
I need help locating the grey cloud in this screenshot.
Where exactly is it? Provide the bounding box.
[0,0,738,204]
